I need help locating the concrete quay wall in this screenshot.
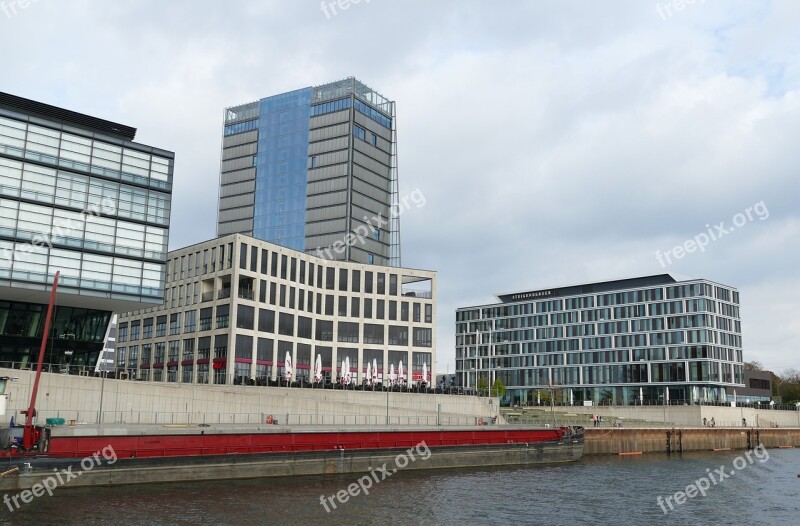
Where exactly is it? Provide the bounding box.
[584,427,800,455]
[0,368,496,426]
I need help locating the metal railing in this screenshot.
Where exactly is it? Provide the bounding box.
[9,410,481,428]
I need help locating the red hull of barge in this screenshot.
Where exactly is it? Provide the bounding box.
[51,427,573,459]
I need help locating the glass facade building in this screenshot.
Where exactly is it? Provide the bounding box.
[0,92,174,370]
[217,77,401,267]
[455,274,744,406]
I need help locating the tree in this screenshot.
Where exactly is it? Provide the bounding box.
[491,379,506,398]
[744,361,764,372]
[476,377,489,395]
[776,368,800,403]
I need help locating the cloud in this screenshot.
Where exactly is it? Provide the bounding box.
[2,0,798,373]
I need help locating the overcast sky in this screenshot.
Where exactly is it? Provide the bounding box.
[2,0,798,375]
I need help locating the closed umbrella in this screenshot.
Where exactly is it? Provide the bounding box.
[389,363,396,386]
[639,387,643,405]
[422,362,428,386]
[372,358,378,386]
[365,361,372,387]
[313,354,322,384]
[344,356,351,385]
[398,361,405,385]
[284,351,293,383]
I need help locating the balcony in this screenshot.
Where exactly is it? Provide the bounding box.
[218,288,231,300]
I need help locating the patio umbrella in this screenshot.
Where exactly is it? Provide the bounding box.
[639,387,643,404]
[313,354,322,383]
[398,361,404,385]
[372,358,378,385]
[569,388,574,406]
[422,362,428,386]
[284,351,293,383]
[389,363,396,386]
[344,356,351,385]
[365,361,372,387]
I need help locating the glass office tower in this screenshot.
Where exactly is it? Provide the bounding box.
[217,77,400,267]
[0,92,174,370]
[455,274,745,406]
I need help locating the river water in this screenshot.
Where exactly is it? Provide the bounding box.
[2,448,798,525]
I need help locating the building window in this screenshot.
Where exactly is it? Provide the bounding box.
[258,309,275,333]
[278,313,294,336]
[199,308,213,331]
[169,313,181,335]
[297,316,312,339]
[338,322,359,343]
[353,125,366,141]
[156,316,167,337]
[216,304,230,329]
[363,324,384,344]
[118,324,128,343]
[368,254,374,264]
[373,228,379,241]
[413,328,432,347]
[315,320,333,341]
[237,304,254,330]
[389,326,408,346]
[325,295,334,316]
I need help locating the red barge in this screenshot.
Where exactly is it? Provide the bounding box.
[0,422,584,490]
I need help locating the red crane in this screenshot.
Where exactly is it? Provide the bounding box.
[21,271,59,451]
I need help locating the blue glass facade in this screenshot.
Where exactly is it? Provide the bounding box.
[252,88,312,252]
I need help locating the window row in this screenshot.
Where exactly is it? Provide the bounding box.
[0,199,167,259]
[0,117,171,189]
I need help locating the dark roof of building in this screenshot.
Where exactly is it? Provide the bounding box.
[0,91,137,141]
[496,274,679,303]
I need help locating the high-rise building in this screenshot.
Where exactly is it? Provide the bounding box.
[217,77,400,267]
[0,92,174,370]
[455,274,745,406]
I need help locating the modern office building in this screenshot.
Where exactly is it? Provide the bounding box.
[733,369,772,403]
[217,77,400,267]
[0,92,174,370]
[117,233,435,386]
[455,274,744,406]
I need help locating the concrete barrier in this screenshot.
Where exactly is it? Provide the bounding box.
[1,368,497,425]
